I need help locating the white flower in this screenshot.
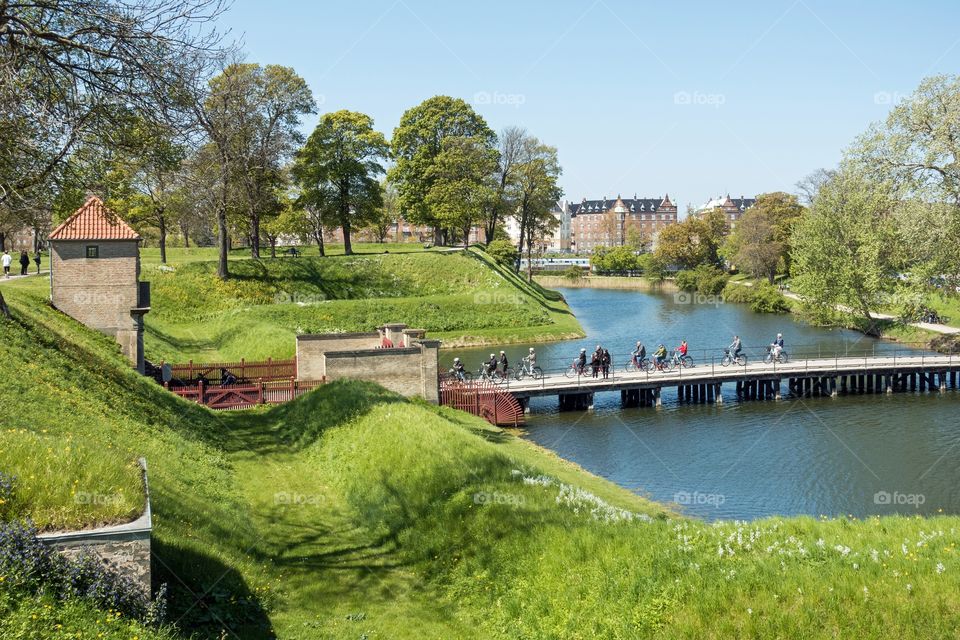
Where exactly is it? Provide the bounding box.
[906,583,913,592]
[937,562,946,574]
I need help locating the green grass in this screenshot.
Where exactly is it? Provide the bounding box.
[139,246,582,361]
[4,283,960,638]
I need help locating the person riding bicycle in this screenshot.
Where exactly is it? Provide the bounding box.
[772,333,784,358]
[729,335,742,359]
[499,350,509,373]
[486,353,498,376]
[452,357,466,381]
[675,340,688,363]
[632,341,647,365]
[526,347,537,367]
[576,348,587,374]
[654,344,667,367]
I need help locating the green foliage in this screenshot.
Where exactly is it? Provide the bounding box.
[293,110,389,254]
[655,210,727,269]
[676,265,728,294]
[562,265,584,282]
[486,239,519,267]
[389,96,496,232]
[749,281,790,313]
[591,245,641,274]
[724,192,805,281]
[424,135,499,244]
[791,169,898,320]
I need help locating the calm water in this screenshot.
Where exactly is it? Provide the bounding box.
[442,287,960,520]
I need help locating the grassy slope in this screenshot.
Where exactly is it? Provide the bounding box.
[142,246,583,361]
[3,284,960,638]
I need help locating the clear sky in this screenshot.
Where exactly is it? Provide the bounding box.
[218,0,960,213]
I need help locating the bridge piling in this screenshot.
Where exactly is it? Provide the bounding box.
[559,392,593,411]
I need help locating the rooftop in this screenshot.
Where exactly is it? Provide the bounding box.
[48,196,141,241]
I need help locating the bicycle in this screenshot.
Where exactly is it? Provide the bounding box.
[624,356,654,373]
[514,357,543,380]
[477,366,511,384]
[763,345,789,364]
[564,360,587,378]
[720,348,747,367]
[671,350,694,369]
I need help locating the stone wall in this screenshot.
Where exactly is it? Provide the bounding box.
[50,240,141,334]
[295,332,379,380]
[38,458,152,598]
[296,327,441,403]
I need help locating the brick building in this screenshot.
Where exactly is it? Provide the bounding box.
[696,194,756,229]
[48,196,150,373]
[570,194,677,252]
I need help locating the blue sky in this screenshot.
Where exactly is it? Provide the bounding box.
[220,0,959,213]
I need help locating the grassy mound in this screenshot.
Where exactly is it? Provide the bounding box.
[144,247,583,361]
[2,283,960,638]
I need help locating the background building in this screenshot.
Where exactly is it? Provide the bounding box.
[570,194,677,252]
[696,194,756,228]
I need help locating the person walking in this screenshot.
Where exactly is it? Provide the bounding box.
[19,250,29,276]
[590,348,600,378]
[33,250,41,274]
[601,348,611,379]
[1,250,11,277]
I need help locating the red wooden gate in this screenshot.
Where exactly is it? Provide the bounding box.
[440,380,524,426]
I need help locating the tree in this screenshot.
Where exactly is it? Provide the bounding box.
[424,136,499,246]
[654,211,726,269]
[389,96,496,244]
[791,169,898,322]
[482,126,525,244]
[724,192,804,282]
[196,62,314,276]
[106,121,189,264]
[486,239,519,267]
[368,180,398,243]
[511,135,562,280]
[795,168,836,205]
[294,110,388,256]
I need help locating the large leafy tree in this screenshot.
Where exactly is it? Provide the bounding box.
[482,126,525,244]
[294,110,389,256]
[723,192,804,282]
[424,136,499,246]
[791,169,898,323]
[655,210,726,269]
[512,135,562,280]
[389,96,496,244]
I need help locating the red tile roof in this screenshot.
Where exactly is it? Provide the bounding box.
[48,196,141,241]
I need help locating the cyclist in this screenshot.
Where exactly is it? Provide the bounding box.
[654,344,667,369]
[729,335,742,360]
[452,357,466,382]
[485,353,498,378]
[499,350,509,374]
[771,333,784,359]
[526,347,537,367]
[576,347,587,374]
[632,341,647,367]
[677,340,688,358]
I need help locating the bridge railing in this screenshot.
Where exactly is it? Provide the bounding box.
[489,342,955,392]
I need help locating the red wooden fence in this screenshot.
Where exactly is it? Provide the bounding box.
[164,357,296,385]
[166,378,323,410]
[440,380,524,426]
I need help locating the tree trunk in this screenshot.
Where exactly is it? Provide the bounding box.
[314,227,325,256]
[250,211,261,259]
[158,216,167,265]
[217,208,229,280]
[269,237,277,258]
[180,219,190,248]
[343,222,353,256]
[0,232,5,251]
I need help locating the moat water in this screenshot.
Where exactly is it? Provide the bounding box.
[441,287,960,520]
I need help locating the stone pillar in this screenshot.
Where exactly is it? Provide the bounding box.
[382,323,408,346]
[417,339,441,404]
[654,387,662,407]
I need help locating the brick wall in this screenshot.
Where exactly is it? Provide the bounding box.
[324,348,424,397]
[50,240,141,334]
[296,333,380,380]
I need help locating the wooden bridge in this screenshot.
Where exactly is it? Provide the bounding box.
[495,353,960,412]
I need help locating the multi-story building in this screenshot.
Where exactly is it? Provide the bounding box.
[570,194,677,252]
[696,194,756,229]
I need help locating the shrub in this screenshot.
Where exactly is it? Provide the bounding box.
[749,282,790,313]
[0,519,165,625]
[675,270,698,291]
[721,282,754,304]
[563,266,584,282]
[676,266,728,294]
[485,239,518,268]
